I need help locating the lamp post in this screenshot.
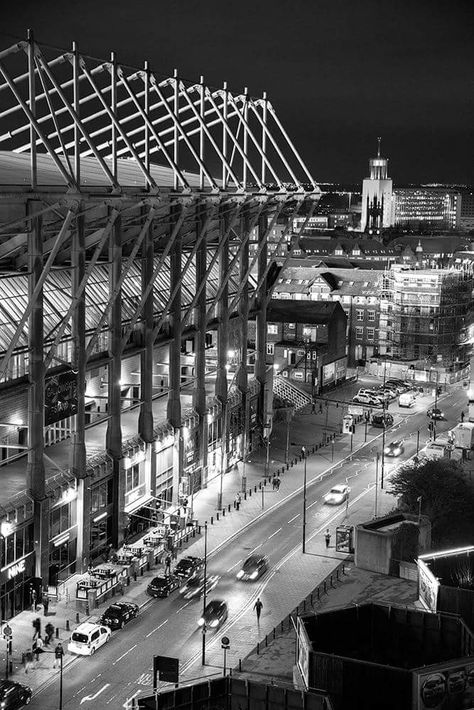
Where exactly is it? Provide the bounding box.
[380,360,387,489]
[55,642,64,710]
[417,495,422,525]
[301,446,307,554]
[201,522,208,665]
[1,622,12,680]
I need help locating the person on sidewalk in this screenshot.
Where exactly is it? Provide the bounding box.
[325,529,331,548]
[43,596,49,616]
[24,649,33,674]
[461,410,465,422]
[30,589,37,612]
[165,554,172,576]
[45,622,55,645]
[254,598,263,624]
[53,642,64,669]
[32,617,41,640]
[32,635,44,667]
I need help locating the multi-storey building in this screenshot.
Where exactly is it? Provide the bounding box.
[360,139,393,233]
[392,187,461,231]
[459,191,474,232]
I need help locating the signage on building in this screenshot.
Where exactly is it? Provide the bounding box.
[415,660,474,710]
[44,370,78,425]
[296,617,310,689]
[417,559,439,613]
[0,553,34,586]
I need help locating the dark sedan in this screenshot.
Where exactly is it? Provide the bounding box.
[180,572,219,600]
[0,680,32,709]
[427,407,444,420]
[197,599,228,629]
[146,575,180,598]
[371,413,394,428]
[384,440,404,457]
[236,554,269,581]
[99,601,139,629]
[174,556,204,579]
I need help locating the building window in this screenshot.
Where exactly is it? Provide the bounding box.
[288,323,295,330]
[356,327,363,340]
[50,502,76,539]
[90,479,113,514]
[367,328,375,341]
[356,310,364,321]
[266,343,274,356]
[267,324,278,335]
[368,310,375,322]
[126,464,140,492]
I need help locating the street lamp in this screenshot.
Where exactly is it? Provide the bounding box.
[1,622,12,679]
[201,522,208,665]
[301,447,307,554]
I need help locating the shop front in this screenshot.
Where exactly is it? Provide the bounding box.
[49,530,78,587]
[0,551,35,621]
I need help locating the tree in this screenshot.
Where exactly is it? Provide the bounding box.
[387,458,474,547]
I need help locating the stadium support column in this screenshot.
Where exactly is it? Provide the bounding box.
[138,209,155,493]
[193,201,208,489]
[71,211,89,571]
[215,206,229,510]
[254,213,268,426]
[237,206,250,480]
[26,201,49,585]
[167,205,183,505]
[106,210,123,548]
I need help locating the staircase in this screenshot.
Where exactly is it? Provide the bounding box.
[273,375,313,413]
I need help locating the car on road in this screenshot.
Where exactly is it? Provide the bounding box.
[147,575,180,598]
[384,440,404,457]
[174,556,204,579]
[236,554,269,581]
[371,412,394,428]
[323,484,350,505]
[427,407,444,420]
[386,380,410,394]
[352,393,381,406]
[197,599,228,629]
[99,601,139,629]
[0,680,32,709]
[68,621,111,656]
[180,572,219,600]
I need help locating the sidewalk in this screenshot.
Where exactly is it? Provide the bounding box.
[0,404,403,695]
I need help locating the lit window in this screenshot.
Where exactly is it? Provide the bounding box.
[267,324,278,335]
[356,327,363,340]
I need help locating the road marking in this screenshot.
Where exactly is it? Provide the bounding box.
[176,601,192,613]
[307,500,319,509]
[287,513,299,523]
[268,527,281,539]
[249,543,262,554]
[112,644,137,665]
[226,559,242,572]
[80,683,110,704]
[145,619,168,638]
[123,691,140,709]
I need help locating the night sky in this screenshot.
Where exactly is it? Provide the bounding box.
[2,0,473,186]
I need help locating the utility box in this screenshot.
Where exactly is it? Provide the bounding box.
[451,422,474,450]
[342,414,353,434]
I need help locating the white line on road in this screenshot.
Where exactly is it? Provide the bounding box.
[268,527,282,539]
[307,500,319,509]
[80,683,110,704]
[249,543,263,554]
[112,644,137,666]
[226,559,242,572]
[176,600,192,613]
[287,513,300,523]
[145,619,168,638]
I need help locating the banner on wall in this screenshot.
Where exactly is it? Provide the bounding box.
[44,370,78,425]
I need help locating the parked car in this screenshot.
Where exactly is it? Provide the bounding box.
[384,440,404,457]
[399,392,416,408]
[0,680,32,709]
[371,413,394,428]
[68,621,111,656]
[180,572,219,600]
[174,556,204,579]
[99,602,139,629]
[352,394,380,406]
[323,484,350,505]
[197,599,228,629]
[147,575,180,598]
[236,554,269,581]
[427,407,444,420]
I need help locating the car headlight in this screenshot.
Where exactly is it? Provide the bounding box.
[210,619,219,627]
[384,447,390,454]
[198,618,204,626]
[249,570,258,579]
[236,570,244,579]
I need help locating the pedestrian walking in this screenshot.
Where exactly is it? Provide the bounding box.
[319,402,323,414]
[272,477,277,490]
[31,589,37,612]
[24,649,33,674]
[311,400,316,414]
[165,554,172,576]
[461,410,465,422]
[32,636,44,666]
[254,597,263,623]
[325,529,331,548]
[43,596,49,616]
[32,617,41,640]
[53,642,64,669]
[45,622,55,646]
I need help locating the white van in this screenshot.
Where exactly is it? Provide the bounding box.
[68,621,111,656]
[399,391,416,408]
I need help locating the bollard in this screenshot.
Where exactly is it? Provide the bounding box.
[236,502,240,511]
[228,504,231,513]
[56,627,59,638]
[127,576,131,586]
[76,612,80,624]
[192,528,196,537]
[249,488,252,496]
[66,619,70,631]
[273,628,276,640]
[256,642,260,655]
[133,571,137,582]
[211,516,214,525]
[222,508,225,517]
[85,604,90,616]
[216,512,220,521]
[254,485,257,492]
[286,463,289,470]
[244,491,247,500]
[239,658,242,672]
[258,482,261,490]
[140,566,144,576]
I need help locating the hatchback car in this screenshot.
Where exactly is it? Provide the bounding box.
[174,556,204,578]
[0,680,32,709]
[197,599,228,629]
[68,621,111,656]
[323,484,350,505]
[180,572,219,600]
[427,407,444,420]
[147,575,180,598]
[99,602,139,629]
[236,554,269,581]
[352,394,380,406]
[371,413,394,428]
[384,440,404,457]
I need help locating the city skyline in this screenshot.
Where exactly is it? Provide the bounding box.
[2,0,473,186]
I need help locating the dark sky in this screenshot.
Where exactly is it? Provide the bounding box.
[2,0,473,186]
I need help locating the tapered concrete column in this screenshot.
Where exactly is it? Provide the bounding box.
[71,211,88,570]
[26,201,49,584]
[237,206,250,480]
[215,207,229,508]
[105,211,123,547]
[138,210,155,443]
[167,205,183,504]
[254,213,268,419]
[192,201,208,488]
